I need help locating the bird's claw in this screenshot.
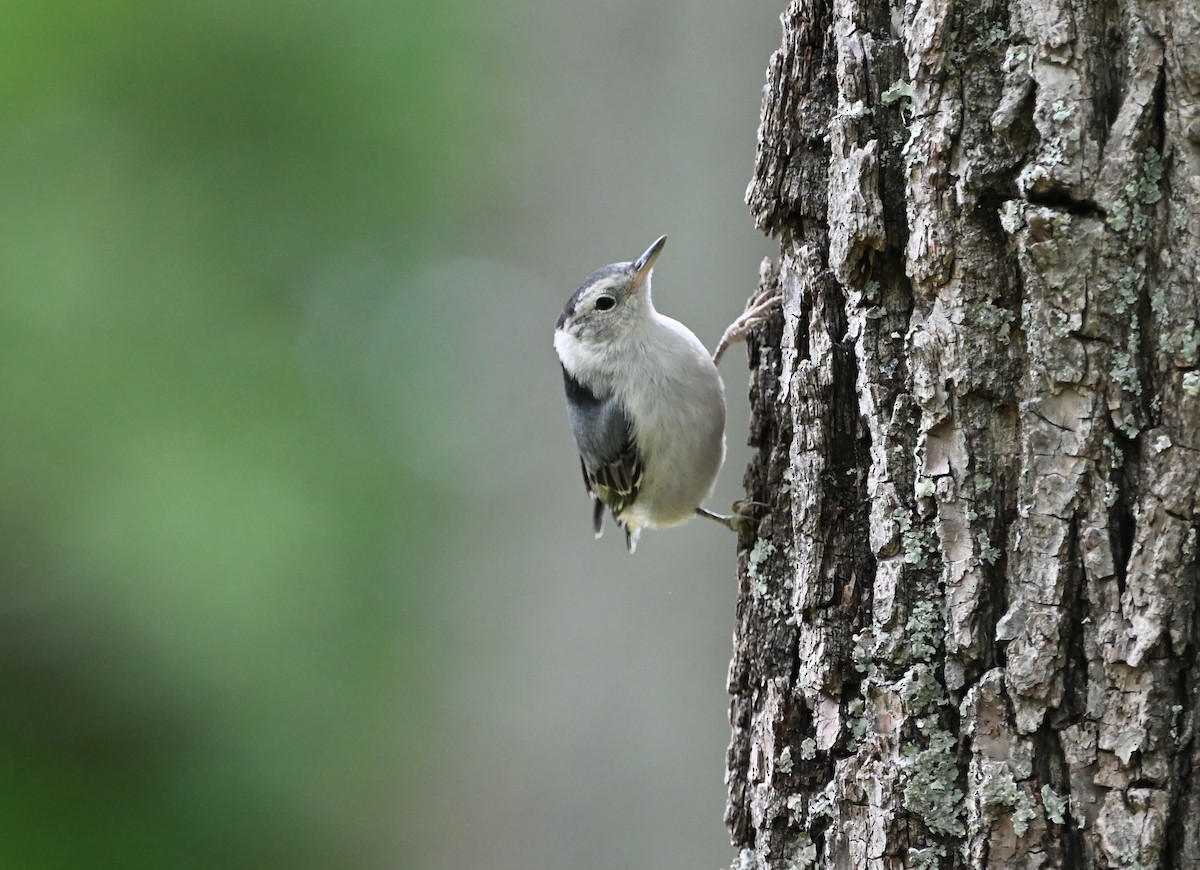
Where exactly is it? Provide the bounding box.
[713,284,783,365]
[696,500,768,533]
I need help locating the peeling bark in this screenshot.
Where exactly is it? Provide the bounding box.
[727,0,1200,867]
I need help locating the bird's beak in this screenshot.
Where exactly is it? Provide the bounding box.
[630,234,667,290]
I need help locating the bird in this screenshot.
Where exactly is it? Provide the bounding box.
[554,235,764,553]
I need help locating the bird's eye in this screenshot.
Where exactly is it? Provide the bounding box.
[595,295,616,311]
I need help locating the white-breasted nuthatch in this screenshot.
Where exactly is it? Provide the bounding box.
[554,235,753,553]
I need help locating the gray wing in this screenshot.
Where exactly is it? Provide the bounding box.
[561,366,643,536]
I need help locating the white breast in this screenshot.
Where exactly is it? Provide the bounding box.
[613,314,726,530]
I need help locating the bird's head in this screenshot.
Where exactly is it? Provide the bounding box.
[554,235,666,349]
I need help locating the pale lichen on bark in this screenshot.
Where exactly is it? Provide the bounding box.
[727,0,1200,867]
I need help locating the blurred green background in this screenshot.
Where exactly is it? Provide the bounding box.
[0,2,778,868]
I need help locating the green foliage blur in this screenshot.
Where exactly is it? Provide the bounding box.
[0,2,502,866]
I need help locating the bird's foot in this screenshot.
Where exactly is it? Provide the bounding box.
[713,282,783,366]
[695,500,767,534]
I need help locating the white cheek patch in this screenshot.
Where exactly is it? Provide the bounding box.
[554,330,579,368]
[555,329,595,375]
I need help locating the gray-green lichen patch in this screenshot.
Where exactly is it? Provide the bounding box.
[846,697,868,741]
[880,79,914,106]
[747,537,794,620]
[851,627,874,674]
[1137,149,1163,203]
[1111,344,1144,429]
[972,759,1037,836]
[1041,784,1068,825]
[747,537,776,579]
[1108,148,1166,234]
[896,506,941,574]
[975,531,1001,565]
[904,597,943,662]
[806,780,836,825]
[1113,265,1140,315]
[900,663,947,714]
[901,721,966,837]
[908,843,946,870]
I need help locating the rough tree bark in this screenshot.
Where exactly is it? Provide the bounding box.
[725,0,1200,867]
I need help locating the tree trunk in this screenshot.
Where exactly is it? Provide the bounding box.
[725,0,1200,867]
